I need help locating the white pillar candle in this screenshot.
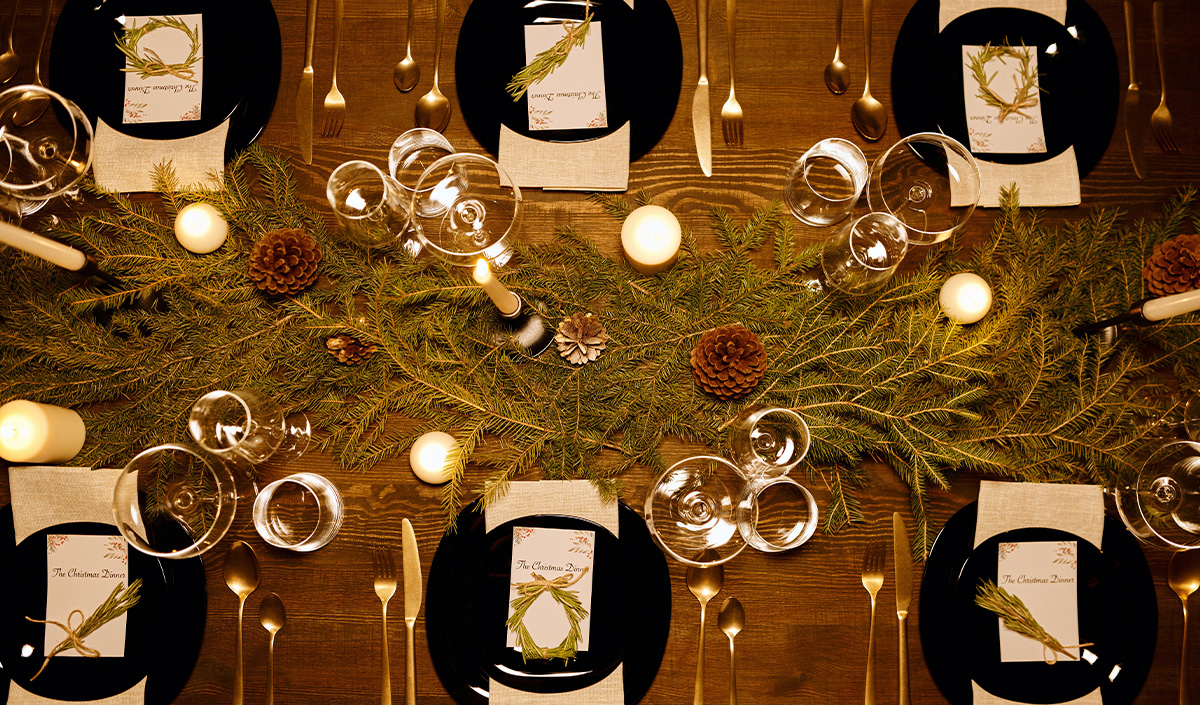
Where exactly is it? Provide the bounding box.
[0,400,86,463]
[409,431,458,484]
[621,205,682,275]
[940,273,993,324]
[0,221,88,271]
[174,203,229,254]
[473,258,520,316]
[1142,289,1200,321]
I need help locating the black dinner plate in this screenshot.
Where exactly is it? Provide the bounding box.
[454,0,682,161]
[920,502,1156,705]
[0,506,206,704]
[427,501,671,705]
[892,0,1119,178]
[48,0,281,162]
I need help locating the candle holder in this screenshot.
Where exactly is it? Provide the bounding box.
[490,294,555,356]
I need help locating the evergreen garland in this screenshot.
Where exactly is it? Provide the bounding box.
[1,147,1197,556]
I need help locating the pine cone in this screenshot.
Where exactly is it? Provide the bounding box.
[249,228,322,296]
[1144,233,1200,297]
[325,334,378,365]
[555,312,610,365]
[690,324,768,400]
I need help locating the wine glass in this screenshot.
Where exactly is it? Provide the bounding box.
[389,127,455,216]
[727,405,811,478]
[819,212,909,295]
[0,84,93,217]
[645,455,748,566]
[735,475,819,553]
[112,442,237,559]
[187,389,310,471]
[866,132,980,245]
[1114,440,1200,550]
[326,160,415,252]
[411,153,519,268]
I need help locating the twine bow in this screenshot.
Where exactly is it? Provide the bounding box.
[25,610,101,680]
[512,568,589,594]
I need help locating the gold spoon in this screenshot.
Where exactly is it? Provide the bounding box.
[393,0,420,91]
[823,0,849,94]
[259,592,286,705]
[0,0,21,85]
[1168,549,1200,705]
[718,597,745,705]
[686,550,724,705]
[850,0,887,140]
[224,541,260,705]
[414,0,450,131]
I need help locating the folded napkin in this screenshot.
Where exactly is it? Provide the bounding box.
[941,0,1080,208]
[485,480,622,705]
[498,0,633,192]
[7,466,145,705]
[92,119,227,193]
[971,480,1103,705]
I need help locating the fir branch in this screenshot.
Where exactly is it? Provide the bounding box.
[27,579,143,679]
[506,8,593,101]
[975,579,1092,662]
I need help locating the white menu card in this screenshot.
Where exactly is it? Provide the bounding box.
[523,22,609,132]
[996,540,1080,662]
[120,14,205,124]
[961,44,1047,154]
[506,526,596,651]
[44,534,130,657]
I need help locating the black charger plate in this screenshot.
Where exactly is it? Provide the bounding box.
[892,0,1118,178]
[920,502,1156,705]
[0,506,206,704]
[48,0,281,162]
[454,0,682,161]
[427,501,670,705]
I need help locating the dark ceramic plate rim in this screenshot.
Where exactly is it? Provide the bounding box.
[47,0,281,162]
[426,501,671,705]
[891,0,1118,178]
[0,506,206,704]
[454,0,682,161]
[919,502,1157,705]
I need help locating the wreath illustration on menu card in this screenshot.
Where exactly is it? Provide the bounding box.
[966,42,1041,123]
[115,16,203,83]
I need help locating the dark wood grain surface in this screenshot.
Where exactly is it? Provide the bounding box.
[2,0,1199,703]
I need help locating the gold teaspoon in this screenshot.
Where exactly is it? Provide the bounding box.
[224,541,260,705]
[414,0,450,131]
[718,597,745,705]
[686,550,724,705]
[259,593,286,705]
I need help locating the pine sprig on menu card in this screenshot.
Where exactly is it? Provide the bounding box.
[115,16,202,83]
[967,42,1041,122]
[506,569,590,663]
[975,579,1093,662]
[27,580,143,679]
[506,0,593,101]
[2,146,1198,559]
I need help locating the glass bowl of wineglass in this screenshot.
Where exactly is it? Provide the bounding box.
[866,132,980,246]
[411,153,520,268]
[645,455,748,566]
[188,388,310,470]
[1114,440,1200,550]
[0,84,93,216]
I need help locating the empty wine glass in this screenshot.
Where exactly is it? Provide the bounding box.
[411,153,519,268]
[866,132,980,245]
[784,138,868,227]
[326,160,415,251]
[0,84,93,216]
[727,405,811,478]
[820,212,909,295]
[187,389,309,469]
[112,442,237,559]
[645,455,748,566]
[1114,440,1200,550]
[389,128,455,218]
[735,475,819,552]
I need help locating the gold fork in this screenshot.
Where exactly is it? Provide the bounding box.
[321,0,346,137]
[719,0,743,147]
[861,541,885,705]
[373,546,398,705]
[1150,0,1178,152]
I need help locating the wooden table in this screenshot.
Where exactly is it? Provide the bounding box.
[2,0,1199,703]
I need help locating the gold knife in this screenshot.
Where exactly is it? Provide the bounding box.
[402,519,422,705]
[892,513,913,705]
[297,0,318,164]
[691,0,712,176]
[1123,0,1146,179]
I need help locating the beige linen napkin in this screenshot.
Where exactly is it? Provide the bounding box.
[92,118,227,193]
[498,0,633,192]
[941,0,1080,208]
[970,480,1103,705]
[7,466,145,705]
[485,480,623,705]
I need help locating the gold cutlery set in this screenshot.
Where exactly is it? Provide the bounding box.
[374,520,424,705]
[686,554,745,705]
[861,514,913,705]
[1122,0,1179,179]
[691,0,743,176]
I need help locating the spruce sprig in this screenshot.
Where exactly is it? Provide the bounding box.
[967,42,1041,122]
[115,16,202,83]
[975,579,1092,662]
[28,579,143,679]
[505,569,590,663]
[506,3,593,101]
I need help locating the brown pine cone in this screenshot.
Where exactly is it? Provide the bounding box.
[690,324,768,400]
[1144,233,1200,297]
[325,334,378,365]
[555,312,610,365]
[249,228,322,296]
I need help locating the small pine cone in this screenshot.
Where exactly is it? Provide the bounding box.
[555,312,610,365]
[249,228,322,296]
[690,324,768,400]
[325,334,378,365]
[1144,233,1200,297]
